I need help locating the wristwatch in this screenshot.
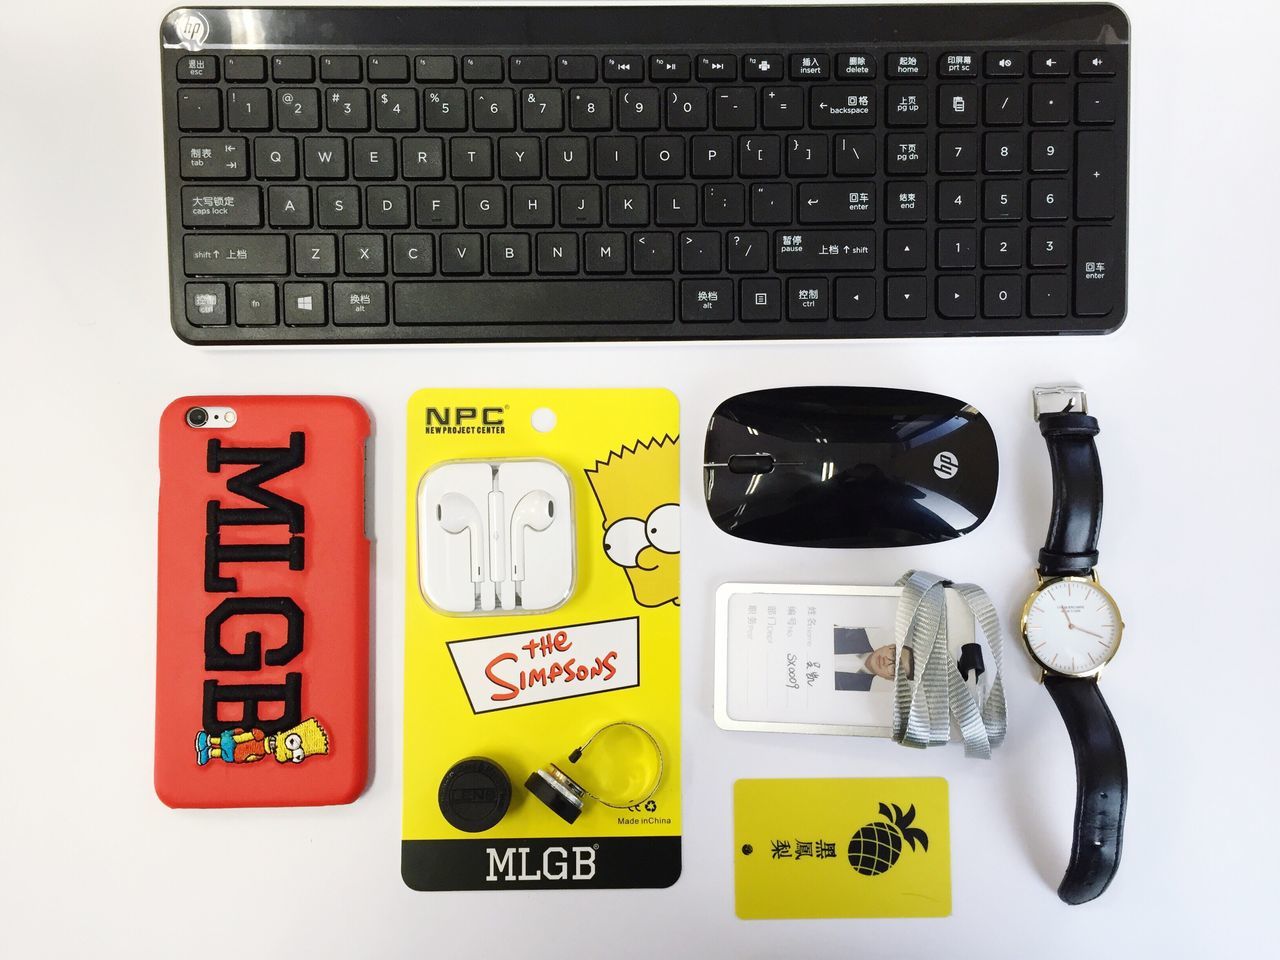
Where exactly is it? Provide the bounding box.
[1019,385,1127,905]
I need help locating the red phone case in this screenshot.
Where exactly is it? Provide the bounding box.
[155,396,370,808]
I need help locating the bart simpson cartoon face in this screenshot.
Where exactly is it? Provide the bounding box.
[585,436,680,607]
[273,717,330,763]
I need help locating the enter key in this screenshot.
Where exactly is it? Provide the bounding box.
[798,183,876,224]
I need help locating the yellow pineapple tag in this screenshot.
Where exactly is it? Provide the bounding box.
[734,777,950,918]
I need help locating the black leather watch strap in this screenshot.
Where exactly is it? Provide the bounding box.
[1038,411,1102,578]
[1043,675,1127,905]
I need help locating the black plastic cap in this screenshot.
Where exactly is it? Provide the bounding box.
[438,757,511,833]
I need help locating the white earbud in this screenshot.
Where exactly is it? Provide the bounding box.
[436,493,486,591]
[510,491,555,593]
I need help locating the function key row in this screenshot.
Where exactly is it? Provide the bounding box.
[178,49,1120,84]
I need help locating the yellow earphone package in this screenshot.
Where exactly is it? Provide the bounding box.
[402,389,681,890]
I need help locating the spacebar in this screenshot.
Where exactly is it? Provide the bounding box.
[394,281,674,325]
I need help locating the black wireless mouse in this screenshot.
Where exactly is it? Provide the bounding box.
[704,386,998,548]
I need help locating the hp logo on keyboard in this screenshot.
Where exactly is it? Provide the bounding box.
[933,452,959,480]
[172,11,211,51]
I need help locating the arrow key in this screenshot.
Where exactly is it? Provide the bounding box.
[886,276,926,320]
[886,228,926,270]
[937,276,976,318]
[835,277,874,320]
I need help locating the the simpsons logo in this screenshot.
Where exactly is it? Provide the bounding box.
[584,435,679,608]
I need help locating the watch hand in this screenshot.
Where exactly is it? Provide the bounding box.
[1074,626,1105,640]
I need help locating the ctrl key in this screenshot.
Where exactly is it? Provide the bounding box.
[185,283,227,325]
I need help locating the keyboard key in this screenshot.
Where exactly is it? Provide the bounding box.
[223,55,266,82]
[272,55,313,82]
[667,88,708,130]
[744,55,783,80]
[185,283,228,325]
[834,134,875,175]
[277,89,320,130]
[1030,130,1071,171]
[1029,179,1069,220]
[619,88,661,131]
[937,228,976,269]
[887,53,926,78]
[177,89,220,130]
[786,135,828,176]
[790,54,830,79]
[473,89,516,131]
[1077,51,1117,76]
[835,277,874,319]
[538,233,579,273]
[321,55,361,81]
[649,56,691,81]
[367,55,408,81]
[655,184,697,225]
[184,235,287,276]
[509,55,551,82]
[788,278,828,320]
[715,88,756,129]
[403,139,444,179]
[1029,226,1069,267]
[1074,227,1118,316]
[775,230,874,271]
[886,183,927,222]
[1031,51,1070,76]
[741,278,782,321]
[181,186,261,227]
[937,133,977,174]
[522,90,564,131]
[376,89,419,130]
[798,182,874,223]
[344,234,386,273]
[179,137,248,178]
[984,52,1024,77]
[416,56,455,81]
[557,56,597,82]
[226,89,270,131]
[632,232,674,273]
[235,283,277,325]
[983,226,1022,267]
[982,275,1022,317]
[394,280,674,324]
[268,185,310,226]
[584,232,625,273]
[295,234,337,274]
[727,231,768,271]
[886,229,926,270]
[304,137,346,178]
[334,282,388,324]
[490,233,532,274]
[886,85,927,126]
[985,84,1024,124]
[938,53,977,78]
[886,277,925,319]
[560,184,601,224]
[501,137,543,178]
[837,53,876,78]
[1075,132,1116,218]
[985,131,1024,173]
[284,282,327,324]
[1029,274,1069,317]
[937,276,976,318]
[1031,83,1071,124]
[177,56,218,82]
[317,186,360,227]
[751,183,791,224]
[704,184,746,225]
[983,181,1023,221]
[327,89,370,131]
[698,55,737,81]
[937,181,976,221]
[462,55,503,82]
[604,55,644,81]
[440,233,484,274]
[887,136,927,175]
[680,232,721,272]
[1077,83,1116,124]
[938,84,977,125]
[682,279,734,321]
[811,87,874,127]
[392,234,435,274]
[422,89,466,130]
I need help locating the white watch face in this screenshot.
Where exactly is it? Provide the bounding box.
[1022,578,1123,677]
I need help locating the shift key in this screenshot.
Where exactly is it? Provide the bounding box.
[1074,226,1118,316]
[775,230,875,271]
[184,234,288,275]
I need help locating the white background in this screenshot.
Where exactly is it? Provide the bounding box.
[2,0,1278,955]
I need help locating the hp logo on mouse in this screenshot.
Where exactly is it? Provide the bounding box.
[933,451,959,479]
[172,11,211,50]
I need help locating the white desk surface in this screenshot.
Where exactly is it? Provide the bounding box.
[3,0,1278,955]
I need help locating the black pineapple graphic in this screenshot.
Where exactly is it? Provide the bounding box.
[847,802,929,876]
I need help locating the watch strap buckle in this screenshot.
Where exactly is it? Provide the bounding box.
[1033,384,1088,421]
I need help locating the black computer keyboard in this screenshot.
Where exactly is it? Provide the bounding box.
[161,4,1129,343]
